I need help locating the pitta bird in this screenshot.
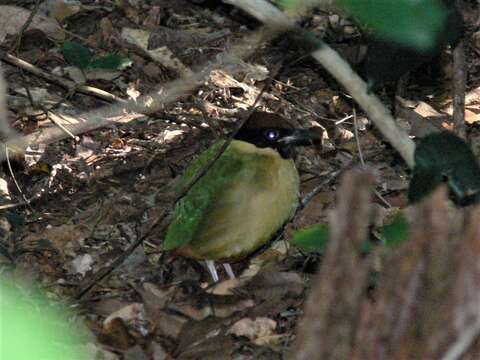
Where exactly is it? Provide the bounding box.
[164,112,319,281]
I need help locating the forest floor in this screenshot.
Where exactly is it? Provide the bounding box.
[1,1,480,359]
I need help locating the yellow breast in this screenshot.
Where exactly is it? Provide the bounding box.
[178,140,299,261]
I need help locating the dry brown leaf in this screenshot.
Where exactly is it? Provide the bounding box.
[465,109,480,124]
[98,318,135,351]
[124,345,150,360]
[22,223,88,254]
[240,269,304,301]
[44,0,81,23]
[414,101,444,118]
[241,241,289,279]
[0,5,64,42]
[175,315,241,358]
[104,303,145,326]
[227,317,277,343]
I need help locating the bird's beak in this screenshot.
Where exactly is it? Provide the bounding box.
[279,127,322,147]
[277,127,322,159]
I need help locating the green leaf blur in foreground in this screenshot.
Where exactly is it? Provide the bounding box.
[338,0,446,51]
[277,0,308,10]
[61,41,132,71]
[1,281,85,360]
[293,215,410,252]
[292,223,330,252]
[380,214,410,248]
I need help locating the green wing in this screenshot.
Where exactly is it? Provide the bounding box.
[164,141,246,250]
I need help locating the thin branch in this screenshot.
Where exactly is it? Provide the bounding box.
[452,38,466,139]
[1,52,126,103]
[74,211,169,299]
[441,321,480,360]
[4,145,32,211]
[11,0,41,54]
[353,108,391,208]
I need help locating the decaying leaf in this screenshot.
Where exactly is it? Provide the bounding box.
[227,317,277,345]
[0,5,64,42]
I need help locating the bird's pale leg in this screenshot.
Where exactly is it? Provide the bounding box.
[223,263,236,279]
[205,260,219,282]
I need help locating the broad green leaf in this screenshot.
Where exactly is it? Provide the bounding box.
[1,280,86,360]
[61,41,92,70]
[277,0,309,10]
[292,223,329,252]
[408,132,480,206]
[87,54,133,71]
[338,0,446,51]
[380,214,410,248]
[292,223,374,253]
[293,216,410,254]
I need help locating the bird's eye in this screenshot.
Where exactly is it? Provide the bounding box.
[265,129,280,141]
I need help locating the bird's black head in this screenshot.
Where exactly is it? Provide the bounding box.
[234,112,321,159]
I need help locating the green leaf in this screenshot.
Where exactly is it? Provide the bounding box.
[292,223,329,252]
[380,214,410,248]
[292,223,373,253]
[87,54,133,71]
[277,0,302,9]
[339,0,446,50]
[293,216,410,254]
[408,132,480,206]
[1,280,86,360]
[61,41,92,70]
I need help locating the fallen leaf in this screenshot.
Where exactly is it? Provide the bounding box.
[104,303,145,326]
[227,317,277,342]
[98,318,135,351]
[0,5,64,42]
[240,270,305,300]
[68,253,93,276]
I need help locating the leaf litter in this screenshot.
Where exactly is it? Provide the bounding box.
[0,0,480,359]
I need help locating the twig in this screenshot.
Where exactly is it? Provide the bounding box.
[441,320,480,360]
[335,114,354,125]
[11,0,41,54]
[1,52,126,103]
[4,145,32,210]
[353,107,391,208]
[0,65,19,140]
[46,111,80,142]
[353,108,365,166]
[74,211,170,299]
[452,37,466,139]
[299,169,342,210]
[197,100,242,118]
[0,202,29,210]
